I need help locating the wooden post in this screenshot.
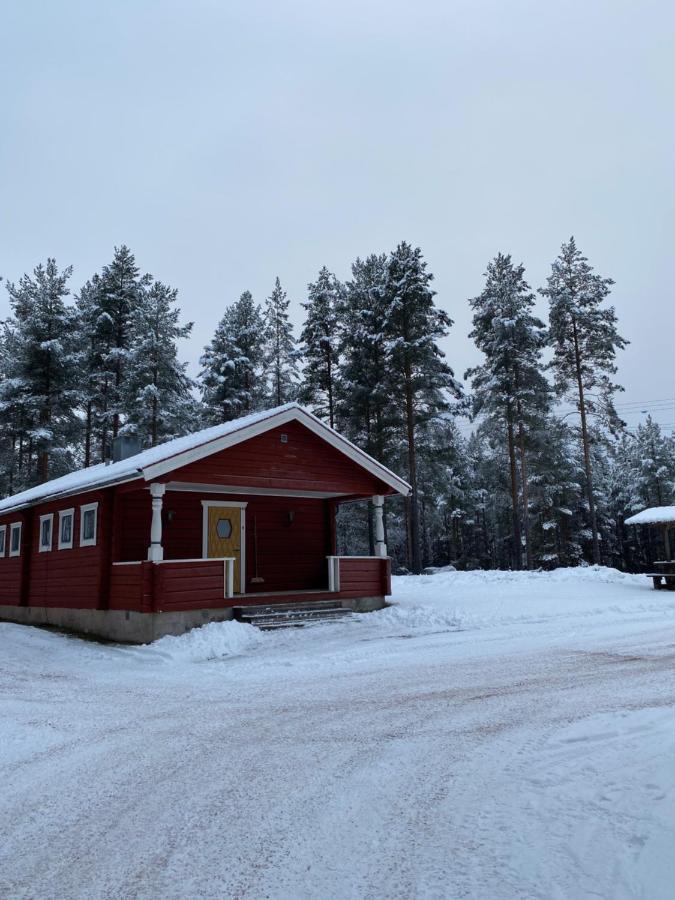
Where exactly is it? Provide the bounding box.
[373,495,387,558]
[147,483,166,561]
[664,524,672,562]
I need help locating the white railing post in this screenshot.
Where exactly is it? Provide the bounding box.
[327,556,340,592]
[223,558,235,598]
[147,483,166,561]
[373,495,387,558]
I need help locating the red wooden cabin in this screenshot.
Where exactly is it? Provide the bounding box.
[0,405,409,642]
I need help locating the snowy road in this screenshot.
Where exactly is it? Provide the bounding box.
[2,568,675,899]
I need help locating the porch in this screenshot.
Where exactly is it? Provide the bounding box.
[109,555,392,613]
[112,479,390,601]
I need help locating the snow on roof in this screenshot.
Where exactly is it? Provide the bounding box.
[624,506,675,526]
[0,403,410,515]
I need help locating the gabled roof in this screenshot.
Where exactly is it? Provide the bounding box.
[0,404,411,514]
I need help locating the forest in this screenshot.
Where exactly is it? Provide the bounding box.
[0,239,672,574]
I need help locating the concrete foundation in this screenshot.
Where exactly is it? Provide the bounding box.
[0,604,235,644]
[0,595,386,643]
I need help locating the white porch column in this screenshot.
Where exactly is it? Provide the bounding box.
[147,483,166,561]
[373,495,387,557]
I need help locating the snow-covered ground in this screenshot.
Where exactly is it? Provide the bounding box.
[2,567,675,899]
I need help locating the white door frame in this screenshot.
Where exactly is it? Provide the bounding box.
[201,500,248,592]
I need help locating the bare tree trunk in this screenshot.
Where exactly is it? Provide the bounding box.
[326,346,334,429]
[506,406,522,569]
[403,496,413,570]
[404,364,422,573]
[572,320,600,564]
[516,405,532,569]
[84,400,92,467]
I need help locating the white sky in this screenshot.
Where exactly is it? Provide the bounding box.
[1,0,674,435]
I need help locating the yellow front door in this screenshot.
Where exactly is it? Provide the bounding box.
[206,506,243,593]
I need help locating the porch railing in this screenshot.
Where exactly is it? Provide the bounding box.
[111,557,237,611]
[326,555,391,597]
[109,554,391,613]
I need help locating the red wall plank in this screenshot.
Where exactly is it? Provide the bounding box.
[0,510,26,605]
[0,490,109,610]
[167,421,390,495]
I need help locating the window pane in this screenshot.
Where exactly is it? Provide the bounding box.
[216,518,232,539]
[83,509,95,541]
[41,519,51,548]
[11,527,20,552]
[61,515,72,544]
[0,531,5,554]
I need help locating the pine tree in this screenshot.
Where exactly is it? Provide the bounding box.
[540,237,627,564]
[74,274,105,466]
[299,267,342,427]
[1,260,79,484]
[200,291,266,424]
[528,416,584,567]
[628,417,675,508]
[263,277,298,406]
[383,241,461,574]
[339,254,394,457]
[466,253,550,568]
[93,246,151,458]
[123,280,195,445]
[0,319,28,495]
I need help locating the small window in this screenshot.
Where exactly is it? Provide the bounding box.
[216,518,232,539]
[0,524,6,557]
[58,508,74,550]
[9,522,22,557]
[79,503,98,547]
[39,514,54,552]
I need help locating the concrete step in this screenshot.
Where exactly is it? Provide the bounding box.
[238,599,342,614]
[234,602,352,630]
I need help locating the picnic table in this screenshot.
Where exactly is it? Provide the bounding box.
[648,560,675,590]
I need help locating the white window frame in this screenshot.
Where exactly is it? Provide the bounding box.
[58,508,75,550]
[79,502,99,548]
[39,513,54,553]
[9,522,22,557]
[0,524,6,557]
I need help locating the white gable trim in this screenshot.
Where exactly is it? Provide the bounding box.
[142,407,411,495]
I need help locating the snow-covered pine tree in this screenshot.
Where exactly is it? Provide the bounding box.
[466,253,550,569]
[338,254,393,457]
[74,274,105,466]
[298,267,342,427]
[540,237,627,564]
[123,280,195,446]
[336,254,397,557]
[415,416,467,568]
[1,259,79,484]
[200,291,266,424]
[527,415,584,567]
[467,421,516,569]
[263,277,298,407]
[383,241,461,574]
[0,319,28,495]
[93,246,151,458]
[627,417,675,509]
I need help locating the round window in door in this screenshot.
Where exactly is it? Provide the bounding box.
[216,518,233,540]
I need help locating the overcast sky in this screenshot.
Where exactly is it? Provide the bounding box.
[2,0,674,434]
